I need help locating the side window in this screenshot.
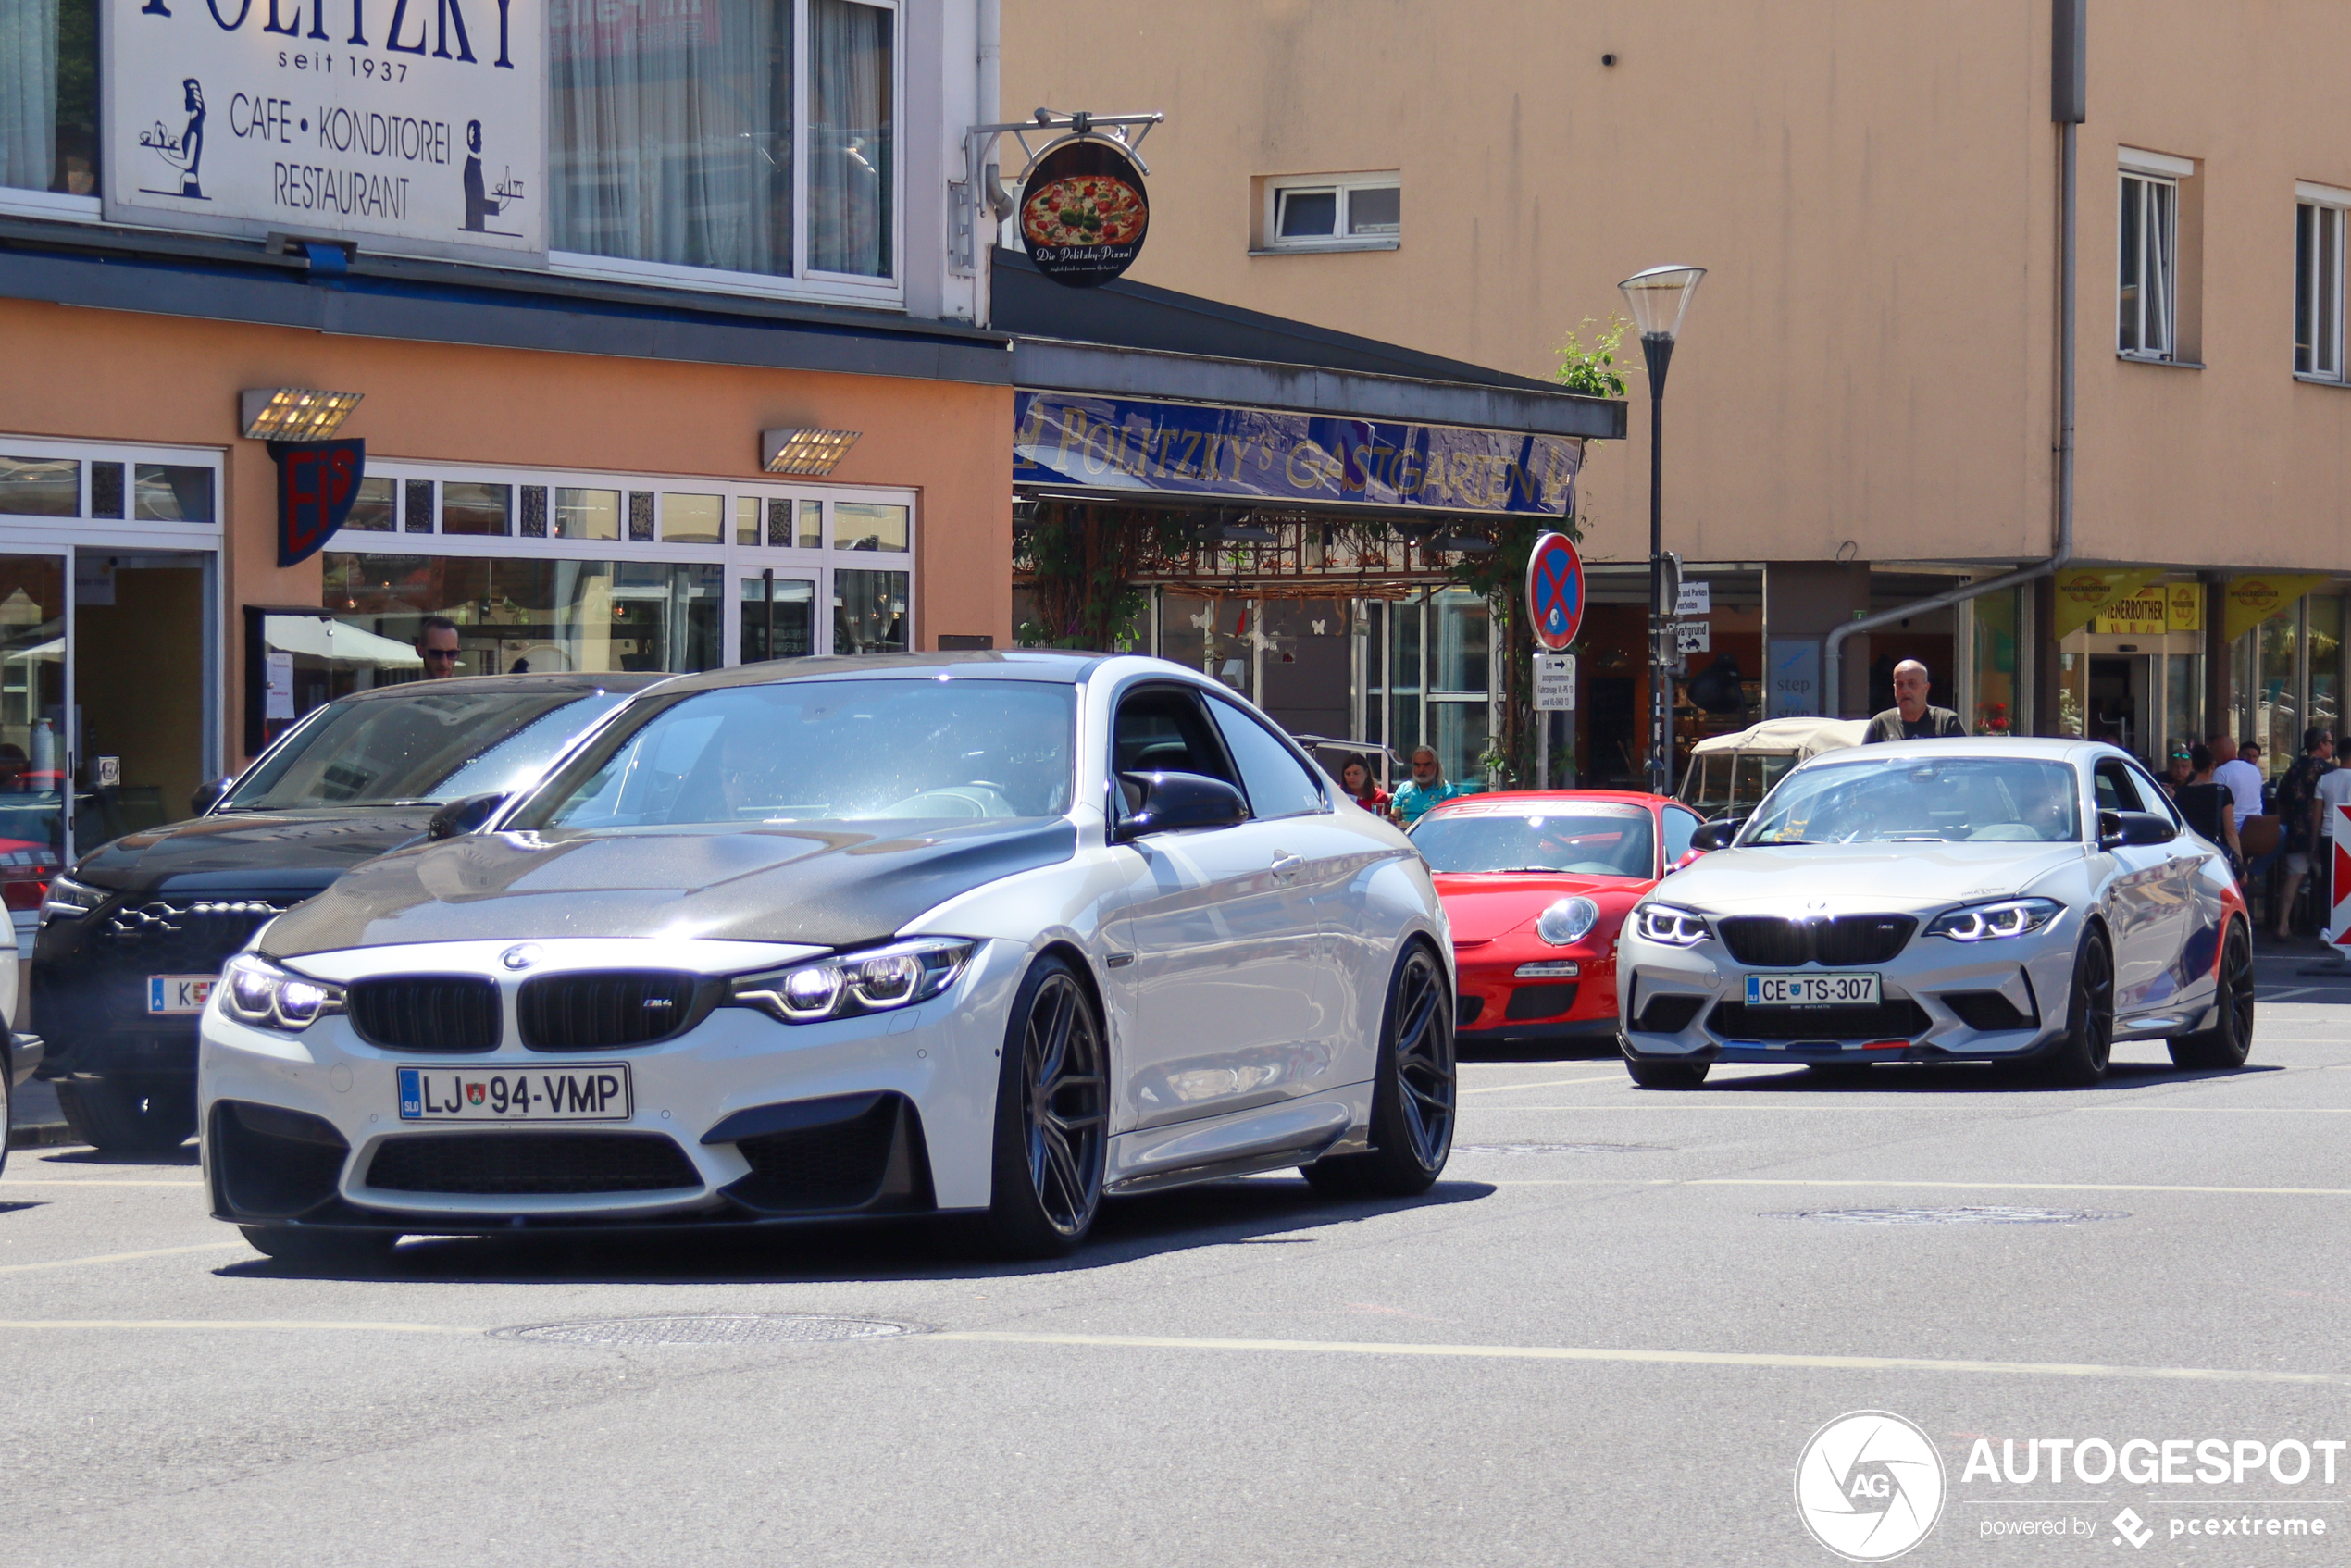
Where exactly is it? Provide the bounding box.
[1662,807,1700,864]
[2094,760,2145,815]
[2125,762,2183,826]
[1207,700,1327,820]
[1111,687,1235,817]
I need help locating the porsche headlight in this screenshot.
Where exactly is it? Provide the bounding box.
[1632,902,1711,947]
[1535,897,1600,947]
[728,939,976,1025]
[219,953,344,1031]
[40,875,109,924]
[1926,898,2063,941]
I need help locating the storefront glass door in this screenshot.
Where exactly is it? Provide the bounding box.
[73,551,212,846]
[737,571,817,663]
[0,554,66,928]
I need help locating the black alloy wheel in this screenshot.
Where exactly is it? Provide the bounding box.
[2171,919,2256,1070]
[55,1074,198,1152]
[1304,943,1455,1197]
[2043,928,2116,1087]
[985,956,1107,1257]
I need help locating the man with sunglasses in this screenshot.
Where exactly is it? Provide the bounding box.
[417,616,465,678]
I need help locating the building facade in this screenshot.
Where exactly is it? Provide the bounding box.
[1003,0,2351,786]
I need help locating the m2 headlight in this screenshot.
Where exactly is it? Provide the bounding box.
[1927,898,2063,941]
[729,939,976,1025]
[219,954,344,1031]
[1632,902,1711,947]
[1535,897,1600,947]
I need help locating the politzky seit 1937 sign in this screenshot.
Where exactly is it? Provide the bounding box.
[104,0,544,260]
[1018,138,1149,288]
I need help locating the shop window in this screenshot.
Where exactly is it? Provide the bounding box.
[552,488,620,541]
[740,575,815,662]
[88,462,122,518]
[798,499,824,548]
[442,482,512,536]
[2118,157,2183,360]
[1969,590,2021,736]
[835,501,908,552]
[2312,595,2343,743]
[0,455,76,516]
[662,492,725,543]
[736,498,763,546]
[343,477,397,532]
[2297,193,2347,381]
[324,553,723,678]
[133,464,212,523]
[1263,173,1402,253]
[2258,604,2300,777]
[0,0,98,198]
[548,0,895,288]
[835,567,907,653]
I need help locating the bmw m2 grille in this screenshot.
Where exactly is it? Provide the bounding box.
[344,977,502,1054]
[364,1132,701,1194]
[1717,915,1916,967]
[517,971,708,1052]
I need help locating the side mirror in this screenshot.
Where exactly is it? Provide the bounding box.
[1690,817,1744,852]
[2099,809,2176,851]
[190,775,236,816]
[1113,771,1249,843]
[426,791,509,842]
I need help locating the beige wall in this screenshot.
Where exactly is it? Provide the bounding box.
[1005,0,2351,574]
[0,297,1014,761]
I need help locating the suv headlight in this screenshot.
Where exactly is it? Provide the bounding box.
[40,875,109,924]
[728,938,976,1025]
[1535,897,1599,947]
[219,954,344,1031]
[1926,898,2064,941]
[1632,902,1711,946]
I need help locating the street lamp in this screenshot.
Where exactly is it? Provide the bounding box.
[1617,263,1706,794]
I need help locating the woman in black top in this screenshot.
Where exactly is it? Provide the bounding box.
[2173,743,2242,877]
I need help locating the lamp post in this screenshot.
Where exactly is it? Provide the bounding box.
[1617,264,1706,795]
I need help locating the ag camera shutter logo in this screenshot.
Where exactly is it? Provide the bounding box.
[1795,1411,1947,1561]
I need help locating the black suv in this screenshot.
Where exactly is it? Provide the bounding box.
[33,673,664,1150]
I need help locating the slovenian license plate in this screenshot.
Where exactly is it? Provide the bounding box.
[397,1064,633,1123]
[147,975,214,1014]
[1745,972,1880,1007]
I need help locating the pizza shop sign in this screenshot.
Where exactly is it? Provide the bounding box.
[103,0,545,260]
[1018,137,1149,288]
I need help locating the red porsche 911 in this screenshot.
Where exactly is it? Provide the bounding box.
[1412,791,1709,1049]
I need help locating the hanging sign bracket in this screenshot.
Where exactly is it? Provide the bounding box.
[953,108,1164,272]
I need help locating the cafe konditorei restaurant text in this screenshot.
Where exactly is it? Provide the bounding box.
[1014,391,1582,516]
[106,0,545,258]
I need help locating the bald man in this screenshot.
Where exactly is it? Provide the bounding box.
[1863,659,1968,743]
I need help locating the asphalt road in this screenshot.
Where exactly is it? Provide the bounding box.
[6,950,2351,1566]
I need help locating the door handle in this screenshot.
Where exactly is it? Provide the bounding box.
[1271,853,1303,880]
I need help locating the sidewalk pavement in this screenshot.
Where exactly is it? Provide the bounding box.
[7,1075,75,1150]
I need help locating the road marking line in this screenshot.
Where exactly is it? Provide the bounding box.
[924,1330,2351,1387]
[0,1242,247,1275]
[1470,1177,2351,1196]
[0,1318,476,1336]
[1460,1075,1625,1095]
[2262,987,2321,1001]
[0,1179,206,1188]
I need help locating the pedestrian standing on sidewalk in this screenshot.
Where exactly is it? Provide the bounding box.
[1337,753,1390,813]
[2211,734,2264,833]
[1389,748,1475,828]
[2273,727,2336,939]
[416,616,465,679]
[1861,660,1967,742]
[2176,743,2242,877]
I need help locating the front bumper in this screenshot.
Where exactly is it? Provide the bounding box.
[198,936,1023,1233]
[35,894,302,1078]
[1454,943,1617,1045]
[1616,922,2084,1065]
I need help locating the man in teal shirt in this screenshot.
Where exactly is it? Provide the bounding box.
[1391,747,1477,826]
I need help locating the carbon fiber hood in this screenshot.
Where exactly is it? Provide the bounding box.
[255,817,1079,956]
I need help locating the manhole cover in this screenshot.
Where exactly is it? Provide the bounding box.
[491,1313,915,1347]
[1456,1142,1668,1155]
[1766,1206,2125,1226]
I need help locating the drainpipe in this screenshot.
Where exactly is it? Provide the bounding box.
[976,0,1010,216]
[1822,0,2084,721]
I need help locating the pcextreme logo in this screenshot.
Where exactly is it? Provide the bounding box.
[1796,1411,1947,1562]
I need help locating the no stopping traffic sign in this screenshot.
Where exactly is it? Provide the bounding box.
[1526,531,1585,652]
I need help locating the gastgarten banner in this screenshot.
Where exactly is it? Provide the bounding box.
[1014,391,1580,516]
[106,0,544,259]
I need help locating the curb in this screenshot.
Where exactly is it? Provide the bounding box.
[7,1122,80,1151]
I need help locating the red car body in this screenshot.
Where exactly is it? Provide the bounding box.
[1413,790,1707,1047]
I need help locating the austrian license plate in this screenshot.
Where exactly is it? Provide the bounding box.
[1745,972,1880,1007]
[147,975,215,1014]
[397,1064,632,1123]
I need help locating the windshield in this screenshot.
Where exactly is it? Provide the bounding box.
[225,688,629,811]
[511,678,1076,830]
[1411,803,1655,877]
[1743,757,2082,845]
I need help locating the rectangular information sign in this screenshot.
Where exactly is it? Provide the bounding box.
[1534,653,1576,712]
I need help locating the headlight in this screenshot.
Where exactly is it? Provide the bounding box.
[728,938,976,1025]
[1632,902,1711,946]
[219,953,344,1031]
[1926,898,2064,941]
[1535,897,1599,947]
[40,875,109,924]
